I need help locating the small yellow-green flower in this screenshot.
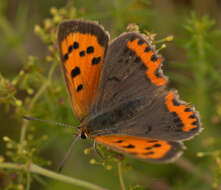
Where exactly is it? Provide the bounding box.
[90,159,96,165]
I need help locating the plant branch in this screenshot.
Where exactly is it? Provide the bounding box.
[19,62,57,146]
[0,162,108,190]
[117,162,126,190]
[176,158,212,183]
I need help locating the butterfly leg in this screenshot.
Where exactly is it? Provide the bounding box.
[93,141,105,161]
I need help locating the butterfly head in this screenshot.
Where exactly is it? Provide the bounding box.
[80,131,87,139]
[78,124,88,139]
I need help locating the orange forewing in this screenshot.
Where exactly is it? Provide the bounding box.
[60,32,105,120]
[95,135,183,161]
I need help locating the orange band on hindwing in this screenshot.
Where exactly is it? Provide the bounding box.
[165,92,200,132]
[127,38,167,86]
[61,32,105,119]
[95,135,183,161]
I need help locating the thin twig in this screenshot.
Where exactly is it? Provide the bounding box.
[117,162,126,190]
[26,171,31,190]
[19,62,57,147]
[0,162,108,190]
[175,158,212,183]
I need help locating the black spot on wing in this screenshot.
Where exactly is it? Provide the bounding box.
[155,67,161,77]
[172,98,181,106]
[92,57,101,65]
[145,147,152,150]
[171,112,185,126]
[64,53,68,61]
[68,45,73,53]
[138,39,145,45]
[151,54,158,62]
[73,42,79,49]
[114,140,123,143]
[71,67,80,78]
[189,114,196,119]
[79,51,85,57]
[190,127,198,132]
[192,120,199,126]
[170,112,187,129]
[144,46,151,52]
[153,144,161,148]
[123,144,135,149]
[76,84,83,92]
[87,46,94,54]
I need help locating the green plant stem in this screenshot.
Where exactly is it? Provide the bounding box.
[176,158,212,183]
[0,162,108,190]
[0,16,14,37]
[26,171,31,190]
[19,62,57,147]
[0,16,28,63]
[195,34,207,119]
[117,162,126,190]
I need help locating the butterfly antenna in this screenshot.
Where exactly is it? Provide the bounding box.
[58,134,81,172]
[23,115,77,129]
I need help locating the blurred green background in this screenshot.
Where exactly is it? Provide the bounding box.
[1,0,221,190]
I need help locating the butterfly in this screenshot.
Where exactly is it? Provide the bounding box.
[57,19,201,163]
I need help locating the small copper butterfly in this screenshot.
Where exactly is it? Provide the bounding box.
[57,19,201,162]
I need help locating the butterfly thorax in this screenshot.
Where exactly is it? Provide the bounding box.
[83,98,146,137]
